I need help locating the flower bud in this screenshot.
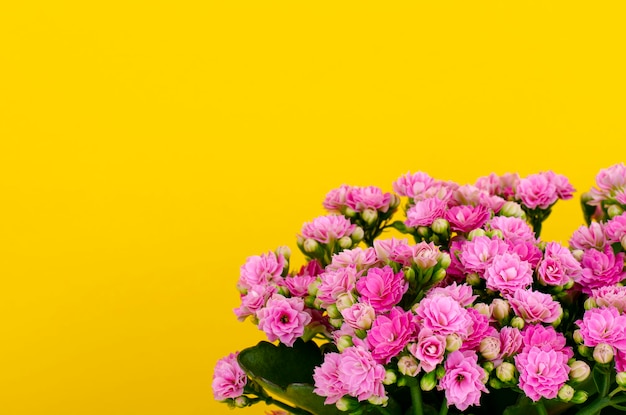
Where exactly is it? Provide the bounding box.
[432,268,447,284]
[558,384,575,402]
[362,209,378,225]
[397,355,420,377]
[571,391,589,404]
[278,286,291,297]
[446,333,463,352]
[436,365,446,379]
[584,297,597,310]
[617,372,626,388]
[351,226,364,243]
[511,316,525,330]
[488,229,504,240]
[438,252,452,269]
[303,238,320,254]
[496,362,516,383]
[275,245,291,261]
[572,249,584,262]
[336,397,359,412]
[389,194,401,210]
[404,268,416,284]
[483,361,495,373]
[593,343,614,364]
[383,369,397,385]
[569,360,591,383]
[489,377,503,389]
[474,303,491,318]
[335,293,355,311]
[431,218,449,235]
[417,226,431,238]
[326,304,341,319]
[479,336,501,360]
[608,204,624,219]
[338,236,353,249]
[420,370,437,391]
[337,335,353,352]
[467,229,486,240]
[621,235,626,251]
[367,395,388,406]
[490,299,510,322]
[500,201,525,218]
[329,318,343,328]
[343,207,357,218]
[233,396,249,408]
[573,329,583,344]
[577,344,591,358]
[296,235,305,250]
[466,273,481,286]
[354,329,367,339]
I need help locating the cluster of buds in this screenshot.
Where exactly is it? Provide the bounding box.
[580,163,626,224]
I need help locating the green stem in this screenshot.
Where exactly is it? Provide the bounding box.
[376,405,393,415]
[265,396,312,415]
[439,397,448,415]
[577,395,626,415]
[534,400,548,415]
[410,384,424,415]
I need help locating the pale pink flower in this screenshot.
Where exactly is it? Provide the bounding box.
[616,350,626,372]
[570,222,607,250]
[460,236,508,275]
[516,172,559,210]
[356,266,408,313]
[346,186,392,213]
[489,216,536,243]
[367,307,418,364]
[522,325,572,358]
[313,353,348,404]
[479,193,507,213]
[484,253,533,296]
[578,246,626,295]
[475,173,519,199]
[212,352,247,400]
[284,274,317,298]
[257,294,312,346]
[338,347,387,402]
[427,282,477,307]
[414,296,471,337]
[422,180,456,201]
[461,307,498,351]
[506,240,543,268]
[499,326,523,358]
[445,204,491,233]
[300,214,356,244]
[592,286,626,312]
[408,329,446,373]
[323,184,352,213]
[328,247,379,272]
[545,171,575,200]
[616,190,626,205]
[405,197,447,227]
[475,173,501,195]
[576,306,626,350]
[373,237,409,263]
[452,185,484,206]
[438,350,488,411]
[595,163,626,192]
[515,346,570,401]
[507,289,562,324]
[234,284,277,321]
[317,265,361,308]
[341,302,376,331]
[537,242,582,286]
[411,241,441,270]
[605,213,626,244]
[393,171,435,199]
[238,251,285,292]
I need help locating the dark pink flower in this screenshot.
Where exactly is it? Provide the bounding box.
[257,294,312,346]
[506,240,543,268]
[438,350,488,411]
[461,307,497,351]
[346,186,392,213]
[405,197,447,227]
[537,242,582,286]
[414,296,471,337]
[356,266,408,313]
[516,172,559,210]
[507,289,562,324]
[579,246,626,295]
[367,307,418,364]
[570,222,607,250]
[484,253,533,296]
[300,214,356,244]
[445,204,491,233]
[576,307,626,350]
[212,352,247,400]
[515,346,570,401]
[408,329,446,373]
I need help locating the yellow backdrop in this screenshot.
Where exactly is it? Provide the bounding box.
[1,1,625,415]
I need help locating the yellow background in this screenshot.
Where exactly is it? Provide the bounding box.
[1,2,625,414]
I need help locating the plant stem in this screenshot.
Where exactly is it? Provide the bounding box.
[410,384,424,415]
[534,400,548,415]
[265,396,313,415]
[439,397,448,415]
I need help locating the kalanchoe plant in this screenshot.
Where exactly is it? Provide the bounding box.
[213,163,626,415]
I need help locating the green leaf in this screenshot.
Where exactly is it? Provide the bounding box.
[237,340,343,415]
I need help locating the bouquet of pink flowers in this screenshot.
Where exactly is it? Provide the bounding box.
[213,164,626,415]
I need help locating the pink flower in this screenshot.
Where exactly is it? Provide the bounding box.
[546,171,575,200]
[507,289,562,324]
[537,242,582,286]
[460,236,508,275]
[595,163,626,192]
[341,302,376,331]
[414,296,471,337]
[445,204,491,233]
[234,284,277,321]
[346,186,392,213]
[578,246,626,295]
[592,286,626,312]
[515,346,570,401]
[317,265,361,308]
[475,172,519,199]
[367,307,418,364]
[373,237,409,263]
[506,240,543,268]
[446,239,468,281]
[576,307,626,349]
[313,353,348,404]
[393,171,435,199]
[522,325,573,358]
[408,329,446,373]
[300,214,356,244]
[462,308,497,351]
[516,172,559,210]
[256,294,312,346]
[356,266,408,313]
[438,350,488,411]
[284,274,317,298]
[499,327,523,358]
[605,213,626,244]
[405,197,448,227]
[338,347,387,402]
[212,352,247,401]
[328,247,378,272]
[451,185,485,206]
[484,253,533,296]
[323,185,352,213]
[427,282,477,307]
[489,216,536,243]
[238,251,285,292]
[411,241,441,270]
[570,222,607,250]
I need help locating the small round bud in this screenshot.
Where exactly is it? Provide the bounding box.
[367,395,388,406]
[558,384,575,402]
[337,335,353,352]
[490,299,510,322]
[483,361,495,373]
[593,343,614,364]
[466,273,481,286]
[572,249,584,262]
[584,297,597,310]
[474,303,491,318]
[296,235,305,249]
[446,333,463,352]
[338,236,353,249]
[336,397,359,412]
[362,209,378,225]
[303,238,319,254]
[573,329,583,344]
[383,369,397,385]
[432,268,446,283]
[489,377,503,389]
[431,218,450,235]
[335,293,355,311]
[577,344,591,358]
[569,360,591,383]
[329,318,343,328]
[326,304,341,319]
[511,316,525,330]
[438,252,452,269]
[496,362,516,383]
[397,355,420,377]
[233,396,249,408]
[571,391,589,404]
[342,207,357,218]
[616,372,626,388]
[489,229,504,240]
[278,286,290,297]
[354,329,367,339]
[479,336,501,360]
[417,226,431,238]
[389,194,401,210]
[467,229,486,240]
[404,268,416,284]
[351,226,364,243]
[275,245,291,261]
[608,204,624,219]
[436,365,446,379]
[420,371,437,391]
[500,201,525,218]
